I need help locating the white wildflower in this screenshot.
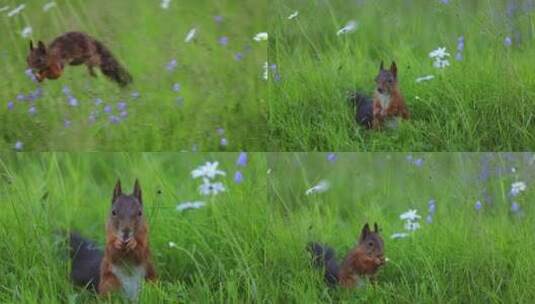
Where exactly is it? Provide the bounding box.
[7,4,25,17]
[43,2,56,12]
[191,161,226,179]
[433,59,450,69]
[0,6,10,13]
[391,232,409,239]
[416,75,435,83]
[168,241,177,248]
[305,180,330,195]
[21,26,32,38]
[253,32,268,42]
[176,201,206,212]
[404,221,421,231]
[199,178,226,196]
[161,0,171,9]
[185,28,197,43]
[510,181,527,196]
[429,47,450,59]
[288,11,299,20]
[399,209,421,221]
[336,20,358,36]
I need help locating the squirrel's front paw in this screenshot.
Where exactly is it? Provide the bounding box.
[113,238,124,250]
[125,238,137,251]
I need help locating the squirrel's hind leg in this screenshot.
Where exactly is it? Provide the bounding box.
[98,271,121,296]
[87,64,98,77]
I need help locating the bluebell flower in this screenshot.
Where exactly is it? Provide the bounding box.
[14,141,23,151]
[220,137,228,146]
[104,105,112,113]
[120,111,128,118]
[172,83,181,92]
[7,101,14,110]
[166,59,177,71]
[214,15,223,23]
[117,101,127,111]
[62,85,71,96]
[218,36,229,46]
[109,115,120,124]
[234,171,243,184]
[234,52,244,61]
[68,96,78,107]
[327,153,337,163]
[504,36,512,47]
[475,200,482,211]
[16,93,26,101]
[28,106,37,115]
[236,152,248,166]
[511,202,520,213]
[94,98,103,106]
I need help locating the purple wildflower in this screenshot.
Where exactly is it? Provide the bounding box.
[214,15,223,23]
[7,101,14,110]
[426,214,433,224]
[172,83,181,92]
[62,85,71,96]
[104,105,112,113]
[16,93,26,101]
[166,59,177,71]
[68,96,78,107]
[109,115,120,124]
[504,36,512,47]
[475,200,482,211]
[131,91,140,99]
[14,141,23,151]
[511,202,520,213]
[25,68,37,82]
[218,36,229,46]
[234,52,244,61]
[327,153,337,163]
[216,128,225,136]
[428,199,436,214]
[94,98,103,106]
[236,152,248,166]
[119,111,128,118]
[117,101,127,111]
[220,137,228,146]
[234,171,243,184]
[28,106,37,115]
[64,119,71,128]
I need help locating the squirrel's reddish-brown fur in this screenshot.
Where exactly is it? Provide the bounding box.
[371,61,410,129]
[27,31,132,87]
[98,180,156,298]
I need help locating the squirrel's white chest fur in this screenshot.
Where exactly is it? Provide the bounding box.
[377,93,391,115]
[111,264,146,300]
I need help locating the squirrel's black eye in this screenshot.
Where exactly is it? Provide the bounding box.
[112,210,117,216]
[368,241,374,247]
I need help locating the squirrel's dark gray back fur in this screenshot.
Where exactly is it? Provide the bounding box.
[69,232,103,292]
[348,92,373,129]
[307,242,339,286]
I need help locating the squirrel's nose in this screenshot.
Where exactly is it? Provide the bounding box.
[122,228,131,240]
[377,88,384,94]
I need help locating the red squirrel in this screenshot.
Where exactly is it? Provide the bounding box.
[349,61,410,129]
[68,179,156,301]
[26,31,132,87]
[308,223,385,288]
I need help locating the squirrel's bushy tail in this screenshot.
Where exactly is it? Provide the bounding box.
[94,40,133,87]
[307,242,339,286]
[69,232,103,292]
[347,92,373,129]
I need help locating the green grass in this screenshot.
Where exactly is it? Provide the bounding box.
[1,152,534,303]
[0,0,268,151]
[269,0,535,151]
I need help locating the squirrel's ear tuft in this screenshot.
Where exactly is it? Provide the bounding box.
[379,61,384,71]
[133,179,142,204]
[359,223,370,241]
[29,40,34,50]
[374,222,379,233]
[112,179,122,204]
[391,61,397,78]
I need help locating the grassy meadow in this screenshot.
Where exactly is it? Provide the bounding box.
[269,0,535,151]
[268,152,535,303]
[0,153,270,303]
[0,0,267,151]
